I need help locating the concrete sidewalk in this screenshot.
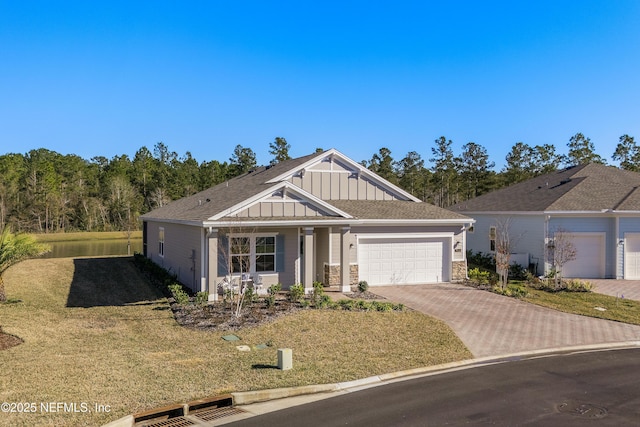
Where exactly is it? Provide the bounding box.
[372,283,640,358]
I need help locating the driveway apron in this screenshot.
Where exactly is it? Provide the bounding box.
[373,283,640,358]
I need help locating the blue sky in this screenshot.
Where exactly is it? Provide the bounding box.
[1,1,639,170]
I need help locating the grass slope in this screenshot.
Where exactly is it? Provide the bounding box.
[0,257,470,426]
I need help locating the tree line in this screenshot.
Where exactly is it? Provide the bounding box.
[1,133,638,233]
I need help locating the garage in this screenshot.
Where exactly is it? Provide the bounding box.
[624,233,640,280]
[358,237,450,286]
[559,233,605,279]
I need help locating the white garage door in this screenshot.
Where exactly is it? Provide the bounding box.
[358,237,449,286]
[560,233,605,279]
[624,234,640,280]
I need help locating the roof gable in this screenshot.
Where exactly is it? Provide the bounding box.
[211,182,352,220]
[141,148,468,224]
[265,148,421,202]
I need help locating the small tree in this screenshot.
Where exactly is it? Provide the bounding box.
[547,228,577,288]
[493,218,523,290]
[219,222,255,317]
[0,227,50,301]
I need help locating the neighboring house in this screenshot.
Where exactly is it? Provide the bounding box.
[451,163,640,279]
[141,149,473,300]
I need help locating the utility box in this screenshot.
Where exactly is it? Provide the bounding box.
[277,348,292,370]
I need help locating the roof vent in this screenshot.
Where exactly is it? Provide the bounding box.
[206,198,211,202]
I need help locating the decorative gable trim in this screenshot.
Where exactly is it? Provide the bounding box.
[265,148,421,202]
[209,182,353,220]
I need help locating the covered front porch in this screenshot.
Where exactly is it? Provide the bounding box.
[204,224,356,301]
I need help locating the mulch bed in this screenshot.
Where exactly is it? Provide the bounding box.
[0,328,23,351]
[170,297,303,332]
[171,289,386,332]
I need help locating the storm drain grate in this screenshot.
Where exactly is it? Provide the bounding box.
[557,400,608,419]
[136,416,197,427]
[193,406,246,422]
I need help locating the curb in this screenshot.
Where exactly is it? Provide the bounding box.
[104,341,640,426]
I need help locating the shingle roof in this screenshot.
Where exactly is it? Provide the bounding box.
[141,150,470,223]
[451,163,640,213]
[330,200,470,220]
[140,152,320,222]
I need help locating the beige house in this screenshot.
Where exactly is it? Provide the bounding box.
[141,149,473,301]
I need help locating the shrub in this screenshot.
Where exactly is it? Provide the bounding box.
[195,291,209,305]
[288,283,305,303]
[265,283,282,308]
[316,294,334,309]
[357,280,369,293]
[491,283,528,298]
[468,267,491,285]
[312,281,325,306]
[564,279,593,292]
[467,250,495,270]
[168,283,190,305]
[508,263,528,280]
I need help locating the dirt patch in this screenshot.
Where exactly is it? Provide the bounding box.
[0,328,23,351]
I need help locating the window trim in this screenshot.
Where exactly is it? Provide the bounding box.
[159,227,165,258]
[489,226,496,252]
[228,233,278,275]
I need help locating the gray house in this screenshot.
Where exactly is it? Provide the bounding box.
[141,149,472,300]
[452,163,640,279]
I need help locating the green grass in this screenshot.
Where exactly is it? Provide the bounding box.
[523,287,640,325]
[33,231,142,242]
[0,258,471,427]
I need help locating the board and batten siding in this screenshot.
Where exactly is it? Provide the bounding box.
[145,221,203,292]
[288,166,401,201]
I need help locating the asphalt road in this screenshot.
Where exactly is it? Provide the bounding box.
[227,348,640,426]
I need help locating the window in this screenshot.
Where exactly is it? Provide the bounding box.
[255,236,275,272]
[489,226,496,252]
[230,237,250,274]
[158,227,165,257]
[228,235,277,274]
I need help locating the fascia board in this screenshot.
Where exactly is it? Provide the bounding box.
[544,210,610,215]
[209,182,353,220]
[138,218,205,227]
[203,218,472,228]
[355,218,474,226]
[457,211,545,216]
[612,210,640,215]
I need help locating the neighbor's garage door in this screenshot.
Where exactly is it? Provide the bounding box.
[358,237,449,286]
[624,233,640,280]
[560,233,605,278]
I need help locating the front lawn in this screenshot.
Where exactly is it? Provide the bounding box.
[523,287,640,325]
[0,257,471,427]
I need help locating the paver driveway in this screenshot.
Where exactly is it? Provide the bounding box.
[590,279,640,301]
[373,283,640,358]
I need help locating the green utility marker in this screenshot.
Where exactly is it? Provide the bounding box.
[222,334,240,341]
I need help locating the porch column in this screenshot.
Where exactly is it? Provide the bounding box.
[207,228,218,302]
[340,226,351,293]
[303,227,314,293]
